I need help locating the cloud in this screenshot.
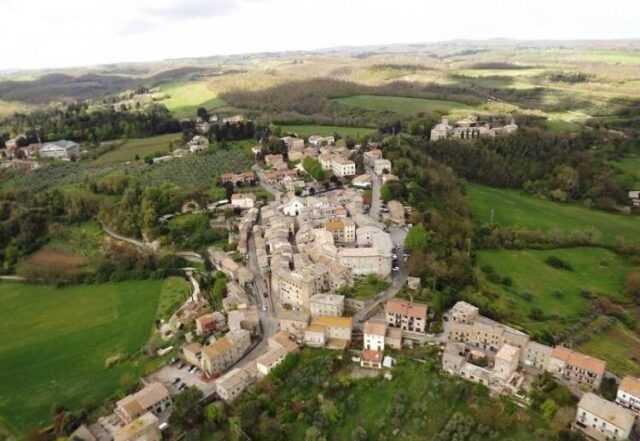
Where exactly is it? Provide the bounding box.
[119,0,256,35]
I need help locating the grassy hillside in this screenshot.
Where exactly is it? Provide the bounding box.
[158,81,226,119]
[467,184,640,247]
[0,280,164,435]
[474,247,632,333]
[94,133,182,165]
[332,95,475,116]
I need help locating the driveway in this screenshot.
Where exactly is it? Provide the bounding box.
[146,363,217,397]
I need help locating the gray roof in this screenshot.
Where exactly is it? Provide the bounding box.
[579,393,635,430]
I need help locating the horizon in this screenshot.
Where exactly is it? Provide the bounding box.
[2,0,639,71]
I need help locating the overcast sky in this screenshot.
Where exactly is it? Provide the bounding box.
[1,0,638,70]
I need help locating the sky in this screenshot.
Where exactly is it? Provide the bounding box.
[0,0,638,70]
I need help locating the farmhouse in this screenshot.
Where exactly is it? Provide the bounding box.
[115,382,172,424]
[575,393,635,441]
[430,115,518,141]
[39,140,80,160]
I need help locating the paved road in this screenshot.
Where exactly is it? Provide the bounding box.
[253,164,283,201]
[234,220,279,368]
[368,167,382,220]
[352,225,409,328]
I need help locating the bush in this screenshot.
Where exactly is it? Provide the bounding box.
[501,276,513,287]
[545,256,574,271]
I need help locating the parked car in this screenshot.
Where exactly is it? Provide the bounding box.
[177,362,185,369]
[392,266,400,272]
[172,377,181,384]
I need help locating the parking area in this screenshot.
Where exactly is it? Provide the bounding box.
[146,362,218,397]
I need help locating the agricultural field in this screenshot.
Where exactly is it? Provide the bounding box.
[467,184,640,247]
[332,95,475,116]
[0,280,164,435]
[473,247,633,334]
[611,154,640,189]
[16,221,105,277]
[140,148,252,190]
[277,124,376,138]
[158,81,226,119]
[94,133,183,165]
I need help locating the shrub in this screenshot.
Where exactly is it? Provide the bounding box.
[521,291,532,302]
[545,256,574,271]
[501,276,513,287]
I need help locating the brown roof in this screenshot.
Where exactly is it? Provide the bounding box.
[313,315,353,330]
[364,320,386,337]
[269,331,299,353]
[361,349,383,363]
[196,313,215,326]
[117,383,169,417]
[203,337,233,359]
[325,219,345,232]
[386,327,402,339]
[385,299,427,319]
[183,342,202,354]
[620,376,640,398]
[551,347,606,375]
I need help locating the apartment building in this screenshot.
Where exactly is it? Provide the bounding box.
[363,320,387,352]
[575,393,635,441]
[201,329,252,376]
[114,412,161,441]
[216,367,257,403]
[324,218,356,243]
[331,156,356,177]
[385,299,428,333]
[309,294,345,317]
[548,346,606,390]
[616,376,640,413]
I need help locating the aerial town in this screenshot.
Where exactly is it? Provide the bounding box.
[3,26,640,441]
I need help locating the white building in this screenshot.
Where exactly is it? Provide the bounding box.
[575,393,635,441]
[216,367,256,403]
[256,347,288,377]
[39,140,80,160]
[617,376,640,413]
[363,320,386,352]
[283,197,305,217]
[494,344,520,380]
[309,294,345,317]
[373,159,392,176]
[231,193,256,210]
[331,156,356,177]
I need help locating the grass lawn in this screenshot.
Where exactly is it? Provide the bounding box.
[277,124,376,138]
[94,133,182,165]
[474,247,633,333]
[156,276,191,321]
[467,184,640,247]
[611,154,640,188]
[338,275,390,300]
[332,95,475,116]
[158,81,226,119]
[0,280,164,435]
[578,320,640,377]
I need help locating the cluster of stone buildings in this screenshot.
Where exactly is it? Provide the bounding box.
[443,301,607,394]
[253,190,393,317]
[430,115,518,141]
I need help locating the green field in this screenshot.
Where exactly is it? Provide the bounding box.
[332,95,475,116]
[474,247,632,333]
[612,154,640,188]
[578,320,640,377]
[156,276,190,321]
[467,184,640,247]
[158,81,226,119]
[94,133,182,164]
[277,124,376,138]
[0,280,164,435]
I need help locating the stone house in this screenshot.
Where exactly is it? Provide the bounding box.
[575,393,634,441]
[548,346,606,390]
[385,299,427,333]
[309,294,345,318]
[115,383,172,424]
[363,320,387,352]
[114,412,161,441]
[617,376,640,413]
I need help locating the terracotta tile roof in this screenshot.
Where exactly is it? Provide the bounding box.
[361,349,383,363]
[364,320,387,337]
[325,219,345,232]
[551,346,606,375]
[313,315,353,330]
[385,299,427,319]
[203,337,233,359]
[620,376,640,398]
[269,331,299,353]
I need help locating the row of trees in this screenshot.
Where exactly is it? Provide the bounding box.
[2,103,182,145]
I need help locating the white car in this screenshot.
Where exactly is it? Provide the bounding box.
[392,266,400,272]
